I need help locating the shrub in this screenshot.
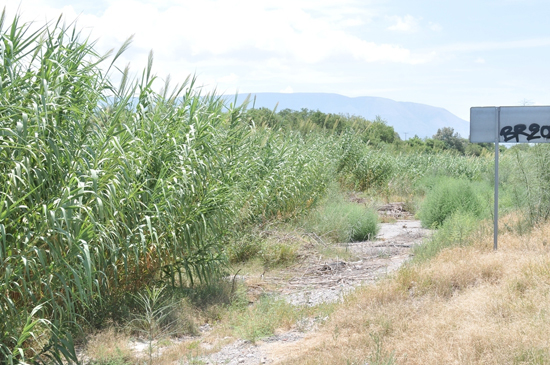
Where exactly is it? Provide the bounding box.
[413,211,480,261]
[304,193,379,243]
[419,177,485,228]
[349,205,380,242]
[260,241,299,267]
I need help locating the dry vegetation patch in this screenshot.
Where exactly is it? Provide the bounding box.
[275,219,550,364]
[83,329,135,364]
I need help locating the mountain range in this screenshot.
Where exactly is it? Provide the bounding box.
[225,93,469,140]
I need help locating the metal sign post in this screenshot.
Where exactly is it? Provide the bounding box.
[471,105,550,250]
[493,107,500,250]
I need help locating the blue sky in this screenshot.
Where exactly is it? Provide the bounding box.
[5,0,550,126]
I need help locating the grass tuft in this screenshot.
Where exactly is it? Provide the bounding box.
[84,329,134,365]
[413,211,481,262]
[230,294,298,343]
[418,177,487,228]
[303,193,379,243]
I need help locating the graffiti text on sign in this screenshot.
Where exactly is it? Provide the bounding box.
[500,123,550,142]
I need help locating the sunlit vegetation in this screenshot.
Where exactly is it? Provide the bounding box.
[3,10,550,365]
[0,12,331,362]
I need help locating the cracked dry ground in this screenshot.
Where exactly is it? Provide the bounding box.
[127,203,431,364]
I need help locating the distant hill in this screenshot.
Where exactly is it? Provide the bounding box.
[225,93,469,139]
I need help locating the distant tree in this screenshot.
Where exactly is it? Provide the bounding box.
[433,127,465,154]
[464,141,493,156]
[362,116,397,144]
[346,115,371,130]
[246,107,280,128]
[519,98,534,106]
[309,110,345,132]
[249,108,401,144]
[425,138,446,152]
[465,142,483,156]
[407,135,426,149]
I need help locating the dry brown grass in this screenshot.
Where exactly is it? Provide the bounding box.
[83,328,136,364]
[274,216,550,364]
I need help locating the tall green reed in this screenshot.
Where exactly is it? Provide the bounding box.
[500,144,550,226]
[0,11,333,362]
[336,132,492,194]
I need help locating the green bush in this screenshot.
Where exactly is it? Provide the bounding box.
[413,211,480,261]
[349,205,380,242]
[418,177,486,228]
[304,193,379,243]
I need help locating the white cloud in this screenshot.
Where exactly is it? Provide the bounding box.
[280,86,294,93]
[339,18,366,27]
[439,38,550,53]
[6,0,427,67]
[429,22,442,32]
[3,0,436,99]
[217,73,239,83]
[475,58,486,64]
[387,15,420,32]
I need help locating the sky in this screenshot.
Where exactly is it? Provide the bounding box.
[4,0,550,123]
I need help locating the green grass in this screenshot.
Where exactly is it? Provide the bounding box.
[337,133,492,195]
[227,294,336,344]
[413,211,482,262]
[230,294,297,343]
[513,347,550,365]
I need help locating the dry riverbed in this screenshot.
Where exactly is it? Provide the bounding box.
[170,203,431,365]
[83,203,431,364]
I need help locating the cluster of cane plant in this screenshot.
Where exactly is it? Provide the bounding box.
[337,132,492,193]
[0,11,332,362]
[500,144,550,226]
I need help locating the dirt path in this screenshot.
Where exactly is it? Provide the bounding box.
[281,217,429,307]
[180,204,431,365]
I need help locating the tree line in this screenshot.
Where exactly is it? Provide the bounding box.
[244,107,494,156]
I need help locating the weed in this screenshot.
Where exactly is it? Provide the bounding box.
[230,295,298,343]
[128,286,179,364]
[418,177,487,228]
[186,279,237,310]
[332,324,341,341]
[303,192,379,243]
[85,328,134,365]
[379,216,397,224]
[227,235,263,263]
[260,241,299,267]
[513,347,550,364]
[414,211,480,262]
[368,333,396,365]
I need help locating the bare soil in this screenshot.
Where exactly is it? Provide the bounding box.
[172,203,431,365]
